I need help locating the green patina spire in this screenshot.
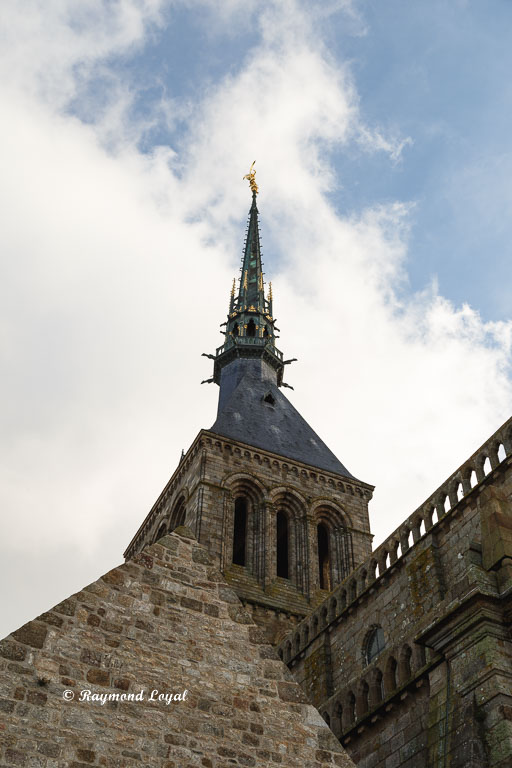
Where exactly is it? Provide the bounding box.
[232,188,270,327]
[203,164,289,387]
[237,191,266,315]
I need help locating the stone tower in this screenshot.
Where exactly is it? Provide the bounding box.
[124,176,374,642]
[3,172,511,768]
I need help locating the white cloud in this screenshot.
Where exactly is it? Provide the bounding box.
[0,0,164,103]
[0,0,511,637]
[358,126,414,163]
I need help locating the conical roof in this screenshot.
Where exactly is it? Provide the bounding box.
[206,169,354,479]
[211,358,354,478]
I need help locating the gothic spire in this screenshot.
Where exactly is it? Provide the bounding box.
[204,164,286,387]
[236,179,266,315]
[203,169,354,479]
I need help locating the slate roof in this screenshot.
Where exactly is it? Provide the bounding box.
[210,359,355,479]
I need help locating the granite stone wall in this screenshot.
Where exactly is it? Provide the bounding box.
[0,527,355,768]
[279,447,512,768]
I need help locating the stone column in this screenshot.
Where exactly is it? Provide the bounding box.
[221,489,233,572]
[332,527,342,586]
[295,514,309,595]
[263,501,275,589]
[307,514,320,595]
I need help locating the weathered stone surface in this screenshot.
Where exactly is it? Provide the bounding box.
[11,621,47,648]
[125,426,374,646]
[0,639,27,661]
[0,529,355,768]
[279,457,512,768]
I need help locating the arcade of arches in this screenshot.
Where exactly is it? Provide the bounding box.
[229,493,354,595]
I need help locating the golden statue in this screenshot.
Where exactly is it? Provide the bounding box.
[243,161,258,194]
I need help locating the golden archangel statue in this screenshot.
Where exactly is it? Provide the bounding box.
[243,161,258,194]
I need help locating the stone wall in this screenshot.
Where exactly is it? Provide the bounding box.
[0,527,355,768]
[278,418,512,768]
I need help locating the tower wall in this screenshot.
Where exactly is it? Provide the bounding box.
[126,430,373,643]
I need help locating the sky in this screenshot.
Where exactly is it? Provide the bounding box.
[1,0,512,638]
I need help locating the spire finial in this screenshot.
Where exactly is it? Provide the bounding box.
[243,161,258,195]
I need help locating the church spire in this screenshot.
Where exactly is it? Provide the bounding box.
[237,166,266,315]
[205,165,286,387]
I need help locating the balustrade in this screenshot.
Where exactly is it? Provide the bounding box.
[277,414,512,665]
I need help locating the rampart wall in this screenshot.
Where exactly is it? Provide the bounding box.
[278,416,512,768]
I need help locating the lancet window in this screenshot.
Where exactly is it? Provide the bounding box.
[232,497,248,566]
[276,511,289,579]
[317,523,331,591]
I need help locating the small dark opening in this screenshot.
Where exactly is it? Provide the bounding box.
[169,496,186,532]
[232,497,247,566]
[349,692,356,723]
[156,523,167,541]
[317,523,331,590]
[366,626,386,664]
[263,392,275,406]
[247,319,256,337]
[276,511,289,578]
[263,325,269,337]
[233,323,239,337]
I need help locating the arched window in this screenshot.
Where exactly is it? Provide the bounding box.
[317,523,331,590]
[170,496,186,531]
[232,322,239,337]
[366,626,386,665]
[232,497,247,566]
[155,523,167,541]
[247,319,256,337]
[276,511,289,578]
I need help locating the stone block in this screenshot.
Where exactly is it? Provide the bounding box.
[11,621,47,649]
